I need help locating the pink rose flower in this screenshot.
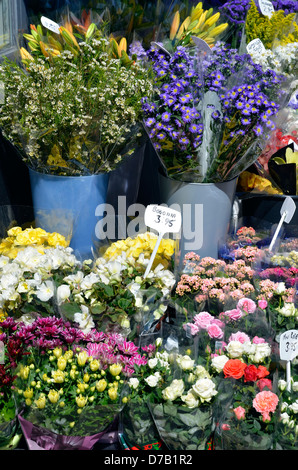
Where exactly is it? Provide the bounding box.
[237,297,257,314]
[253,391,279,422]
[193,311,213,329]
[207,323,224,340]
[233,406,246,420]
[183,323,199,336]
[229,331,250,344]
[252,336,266,344]
[258,299,268,309]
[224,308,243,321]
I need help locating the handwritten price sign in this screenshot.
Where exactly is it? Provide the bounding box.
[145,205,181,235]
[143,205,181,278]
[258,0,274,17]
[280,330,298,391]
[280,330,298,362]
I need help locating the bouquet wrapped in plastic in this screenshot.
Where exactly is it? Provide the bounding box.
[10,316,149,450]
[142,39,288,183]
[213,358,278,450]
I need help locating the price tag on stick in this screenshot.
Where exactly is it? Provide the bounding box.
[41,16,61,34]
[144,204,181,279]
[280,330,298,391]
[269,196,296,252]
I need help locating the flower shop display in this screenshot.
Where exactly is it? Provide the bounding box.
[0,21,154,258]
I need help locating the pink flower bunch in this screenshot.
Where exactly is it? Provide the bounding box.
[183,311,225,339]
[230,245,262,263]
[259,266,298,287]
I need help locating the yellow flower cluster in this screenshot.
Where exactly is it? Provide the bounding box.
[103,232,175,268]
[238,171,282,194]
[0,226,69,259]
[16,347,125,430]
[245,1,298,48]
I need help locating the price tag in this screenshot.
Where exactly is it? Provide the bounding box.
[41,16,60,34]
[280,329,298,391]
[143,205,181,278]
[288,139,298,152]
[269,196,296,252]
[0,341,4,365]
[280,330,298,362]
[145,204,181,235]
[151,42,171,57]
[246,38,266,55]
[258,0,275,18]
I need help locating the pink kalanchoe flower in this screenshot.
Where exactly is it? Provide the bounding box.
[233,406,246,420]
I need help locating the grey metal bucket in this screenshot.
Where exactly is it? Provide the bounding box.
[158,172,237,270]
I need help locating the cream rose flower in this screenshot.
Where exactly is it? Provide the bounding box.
[192,378,217,403]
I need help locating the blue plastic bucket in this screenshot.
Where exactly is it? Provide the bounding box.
[29,169,109,259]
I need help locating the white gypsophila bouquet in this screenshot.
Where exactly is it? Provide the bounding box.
[0,36,154,175]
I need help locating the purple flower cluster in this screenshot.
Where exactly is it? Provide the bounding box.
[143,42,285,181]
[142,46,204,175]
[220,0,298,25]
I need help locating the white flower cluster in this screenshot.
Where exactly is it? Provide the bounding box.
[0,246,79,313]
[249,42,298,77]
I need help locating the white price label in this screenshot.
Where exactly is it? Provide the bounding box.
[280,330,298,361]
[258,0,275,17]
[0,341,4,365]
[145,205,181,235]
[41,16,60,34]
[246,38,266,55]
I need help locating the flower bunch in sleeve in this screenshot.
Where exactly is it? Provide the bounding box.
[143,41,286,182]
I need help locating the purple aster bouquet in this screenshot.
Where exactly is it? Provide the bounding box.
[142,42,288,183]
